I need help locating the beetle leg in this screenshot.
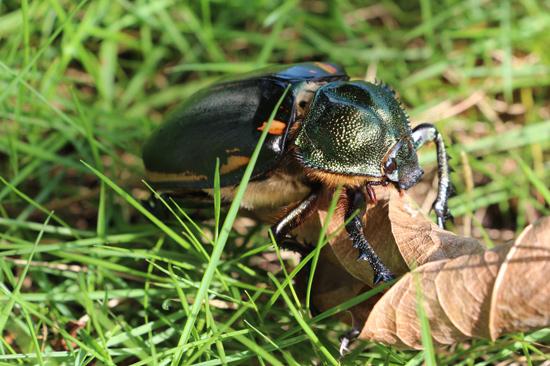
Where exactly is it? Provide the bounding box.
[141,193,175,219]
[271,187,320,255]
[344,188,395,285]
[411,123,454,228]
[339,328,361,356]
[365,184,377,204]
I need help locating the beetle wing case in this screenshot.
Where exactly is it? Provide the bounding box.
[143,78,293,188]
[143,62,349,190]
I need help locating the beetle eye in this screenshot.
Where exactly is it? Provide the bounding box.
[384,158,397,175]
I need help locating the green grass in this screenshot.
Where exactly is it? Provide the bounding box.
[1,0,550,365]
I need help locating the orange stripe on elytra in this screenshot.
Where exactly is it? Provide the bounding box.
[146,170,208,183]
[257,120,286,135]
[314,62,337,74]
[219,156,251,175]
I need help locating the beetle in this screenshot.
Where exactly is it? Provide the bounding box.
[142,62,453,285]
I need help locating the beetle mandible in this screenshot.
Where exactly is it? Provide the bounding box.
[142,62,453,284]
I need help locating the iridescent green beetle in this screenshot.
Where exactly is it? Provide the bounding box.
[142,62,453,285]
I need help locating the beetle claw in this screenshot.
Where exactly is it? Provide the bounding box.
[141,194,173,219]
[436,211,453,229]
[339,338,351,356]
[398,186,404,197]
[366,184,377,203]
[373,269,395,286]
[355,248,395,285]
[278,237,313,257]
[433,197,453,229]
[339,328,361,356]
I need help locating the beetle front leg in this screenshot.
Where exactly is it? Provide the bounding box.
[411,123,453,228]
[344,188,395,285]
[271,187,321,256]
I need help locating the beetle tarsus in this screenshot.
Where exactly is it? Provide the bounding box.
[344,189,395,285]
[435,206,453,229]
[271,188,321,256]
[278,237,314,257]
[339,328,361,356]
[411,123,454,229]
[373,267,395,286]
[141,197,158,213]
[141,193,174,219]
[346,215,395,285]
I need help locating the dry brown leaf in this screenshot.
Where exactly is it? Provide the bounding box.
[436,242,512,340]
[489,217,550,339]
[299,243,379,326]
[388,189,486,264]
[305,186,550,350]
[317,188,485,287]
[361,215,550,349]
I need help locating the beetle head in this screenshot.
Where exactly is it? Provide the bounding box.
[295,80,423,190]
[382,137,423,190]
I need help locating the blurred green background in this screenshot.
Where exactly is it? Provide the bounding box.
[1,0,549,364]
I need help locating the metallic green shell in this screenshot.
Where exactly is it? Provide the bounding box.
[294,81,413,177]
[142,62,349,189]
